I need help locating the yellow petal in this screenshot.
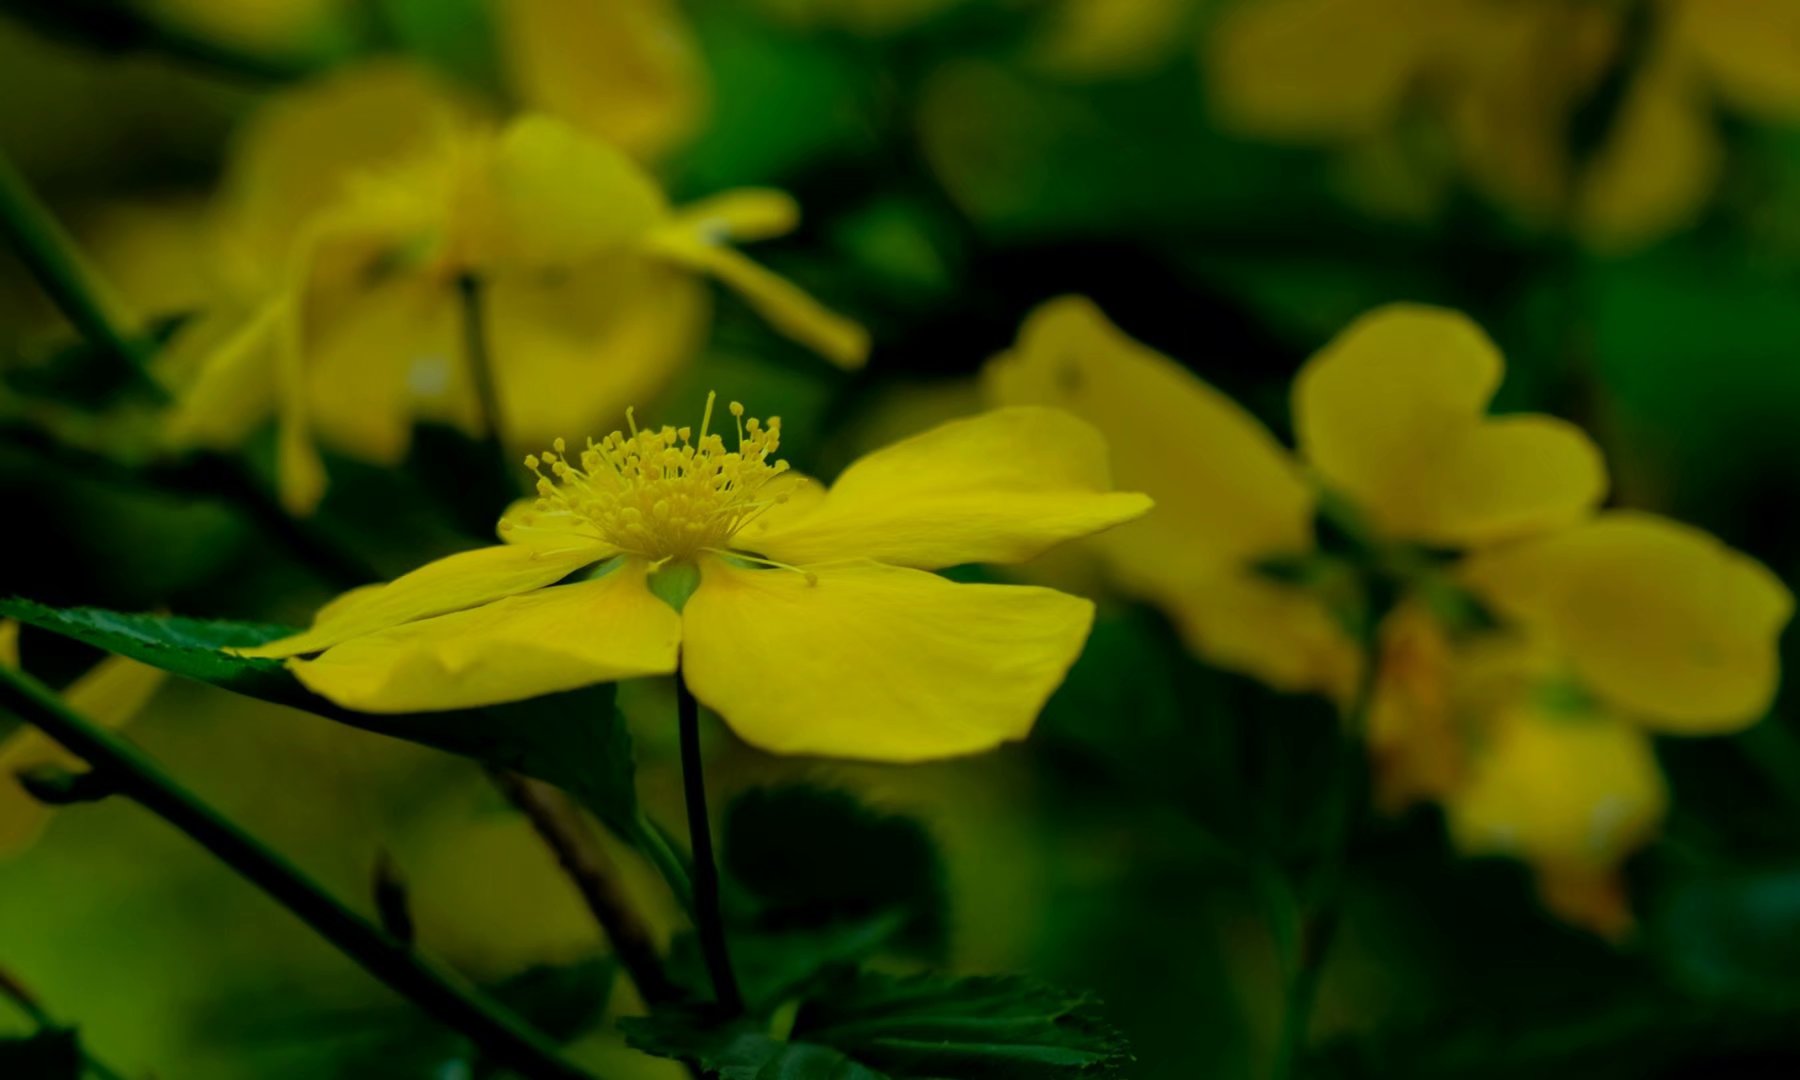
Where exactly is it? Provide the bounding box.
[648,235,869,369]
[1029,0,1190,80]
[242,542,613,659]
[273,294,328,517]
[62,656,165,730]
[497,0,707,162]
[484,259,708,450]
[1681,0,1800,122]
[743,406,1152,571]
[0,641,161,857]
[490,115,669,270]
[1205,0,1460,140]
[156,304,282,451]
[680,559,1093,761]
[670,189,800,244]
[290,563,681,713]
[1576,59,1722,253]
[1294,304,1606,545]
[1447,705,1667,878]
[983,296,1314,584]
[222,62,473,264]
[1462,512,1793,732]
[1161,570,1361,701]
[1366,601,1465,810]
[306,277,458,465]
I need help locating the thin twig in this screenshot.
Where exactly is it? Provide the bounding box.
[0,665,603,1080]
[489,769,681,1007]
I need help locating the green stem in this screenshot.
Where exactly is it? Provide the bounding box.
[0,150,163,401]
[456,274,515,486]
[0,665,602,1080]
[0,966,128,1080]
[633,811,696,918]
[675,674,743,1014]
[1269,647,1377,1080]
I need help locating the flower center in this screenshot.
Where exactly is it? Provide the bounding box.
[516,392,791,563]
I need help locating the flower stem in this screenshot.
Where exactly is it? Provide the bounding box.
[675,674,743,1014]
[1269,651,1377,1080]
[0,665,602,1080]
[490,769,681,1007]
[0,149,164,401]
[455,273,516,488]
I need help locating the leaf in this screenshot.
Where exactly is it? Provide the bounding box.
[623,1014,889,1080]
[0,1028,81,1079]
[1651,864,1800,1006]
[725,785,947,957]
[0,599,640,837]
[624,972,1130,1079]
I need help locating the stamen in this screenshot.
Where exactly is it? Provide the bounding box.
[524,394,792,563]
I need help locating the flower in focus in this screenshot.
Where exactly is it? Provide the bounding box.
[156,66,868,515]
[985,296,1790,932]
[0,621,166,855]
[241,397,1151,762]
[1205,0,1800,249]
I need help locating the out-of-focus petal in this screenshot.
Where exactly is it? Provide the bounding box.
[498,0,707,162]
[1681,0,1800,122]
[1461,512,1793,732]
[681,558,1093,761]
[490,115,669,270]
[1161,570,1360,701]
[306,277,458,465]
[745,406,1151,571]
[985,296,1314,580]
[669,190,800,244]
[1294,304,1605,546]
[1576,58,1723,253]
[647,235,869,368]
[290,563,680,712]
[1205,0,1458,140]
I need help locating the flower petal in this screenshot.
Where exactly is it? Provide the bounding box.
[670,189,800,243]
[1205,0,1459,140]
[290,563,680,713]
[1294,304,1605,545]
[1447,704,1666,894]
[744,406,1152,571]
[983,296,1313,579]
[1461,512,1793,732]
[497,0,707,163]
[1161,570,1360,701]
[1682,0,1800,122]
[306,277,460,465]
[681,559,1093,761]
[1575,59,1722,253]
[647,234,869,369]
[491,115,669,269]
[242,542,613,659]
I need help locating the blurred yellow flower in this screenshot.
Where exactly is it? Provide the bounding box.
[157,67,867,516]
[497,0,708,162]
[1206,0,1800,249]
[985,296,1791,932]
[0,621,165,855]
[241,397,1151,762]
[986,296,1605,698]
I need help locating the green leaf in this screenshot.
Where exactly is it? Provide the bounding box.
[625,972,1130,1079]
[725,785,947,957]
[0,599,640,837]
[623,1014,889,1080]
[0,1028,80,1079]
[1652,864,1800,1006]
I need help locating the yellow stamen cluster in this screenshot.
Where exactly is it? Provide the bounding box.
[512,393,792,563]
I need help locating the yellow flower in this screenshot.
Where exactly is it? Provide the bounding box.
[984,297,1791,932]
[158,66,868,515]
[240,398,1152,762]
[0,621,165,855]
[496,0,708,163]
[1205,0,1800,249]
[985,296,1605,699]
